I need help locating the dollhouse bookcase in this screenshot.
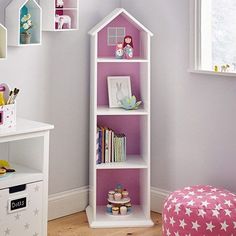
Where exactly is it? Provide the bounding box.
[5,0,42,46]
[0,24,7,59]
[86,8,154,228]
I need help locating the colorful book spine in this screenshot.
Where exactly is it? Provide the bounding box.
[105,128,109,163]
[96,129,99,164]
[96,126,127,164]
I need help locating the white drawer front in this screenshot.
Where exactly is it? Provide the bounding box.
[0,181,43,236]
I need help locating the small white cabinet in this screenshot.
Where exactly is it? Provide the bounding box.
[0,118,54,236]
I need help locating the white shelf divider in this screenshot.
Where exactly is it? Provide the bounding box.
[97,106,148,116]
[0,163,43,189]
[0,24,7,59]
[96,155,148,169]
[97,57,148,63]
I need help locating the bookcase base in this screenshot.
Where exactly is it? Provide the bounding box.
[86,205,154,228]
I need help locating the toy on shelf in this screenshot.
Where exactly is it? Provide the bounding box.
[123,35,133,59]
[0,160,15,178]
[115,43,124,59]
[55,14,71,29]
[121,95,142,110]
[56,0,64,8]
[106,184,131,216]
[221,64,230,72]
[214,65,219,72]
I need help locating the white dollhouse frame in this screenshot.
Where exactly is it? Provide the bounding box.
[86,8,154,228]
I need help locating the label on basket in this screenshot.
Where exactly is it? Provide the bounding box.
[8,195,28,213]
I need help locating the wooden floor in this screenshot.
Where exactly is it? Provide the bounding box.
[48,211,162,236]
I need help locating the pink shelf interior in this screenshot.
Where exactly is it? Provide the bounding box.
[98,14,141,58]
[97,169,140,205]
[97,63,141,107]
[55,0,77,8]
[97,115,141,155]
[55,9,77,29]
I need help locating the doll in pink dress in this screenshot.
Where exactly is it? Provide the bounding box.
[123,35,133,59]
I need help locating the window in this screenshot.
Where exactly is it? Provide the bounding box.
[107,27,126,46]
[192,0,236,73]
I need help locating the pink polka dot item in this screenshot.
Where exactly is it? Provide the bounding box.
[162,185,236,236]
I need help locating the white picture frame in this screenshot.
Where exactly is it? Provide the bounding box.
[107,76,132,108]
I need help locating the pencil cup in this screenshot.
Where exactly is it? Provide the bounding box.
[0,104,16,131]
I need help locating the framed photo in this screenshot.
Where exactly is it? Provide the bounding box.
[107,76,132,108]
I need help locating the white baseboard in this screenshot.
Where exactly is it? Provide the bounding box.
[48,186,89,221]
[151,187,170,213]
[48,186,170,220]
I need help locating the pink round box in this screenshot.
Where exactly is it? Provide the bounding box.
[162,185,236,236]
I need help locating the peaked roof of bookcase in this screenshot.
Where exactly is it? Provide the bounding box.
[6,0,41,12]
[89,8,153,36]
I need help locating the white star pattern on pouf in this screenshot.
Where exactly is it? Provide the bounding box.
[179,219,187,229]
[234,222,236,229]
[192,221,200,231]
[206,221,215,232]
[170,217,175,226]
[185,208,192,217]
[162,185,236,236]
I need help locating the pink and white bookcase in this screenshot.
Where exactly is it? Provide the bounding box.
[86,8,154,228]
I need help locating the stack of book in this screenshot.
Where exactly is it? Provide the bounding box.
[96,127,126,164]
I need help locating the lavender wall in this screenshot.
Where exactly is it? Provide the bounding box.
[0,0,120,195]
[1,0,235,200]
[121,0,236,193]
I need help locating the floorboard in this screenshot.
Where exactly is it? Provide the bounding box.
[48,211,162,236]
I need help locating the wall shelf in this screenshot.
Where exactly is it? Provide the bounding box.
[87,8,153,228]
[5,0,42,46]
[0,24,7,59]
[40,0,79,31]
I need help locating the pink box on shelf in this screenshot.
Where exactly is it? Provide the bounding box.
[0,104,16,131]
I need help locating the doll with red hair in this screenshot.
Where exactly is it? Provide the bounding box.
[123,35,133,59]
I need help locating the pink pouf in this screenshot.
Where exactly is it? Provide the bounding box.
[162,185,236,236]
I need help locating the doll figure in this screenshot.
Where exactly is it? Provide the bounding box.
[115,43,124,59]
[123,35,133,59]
